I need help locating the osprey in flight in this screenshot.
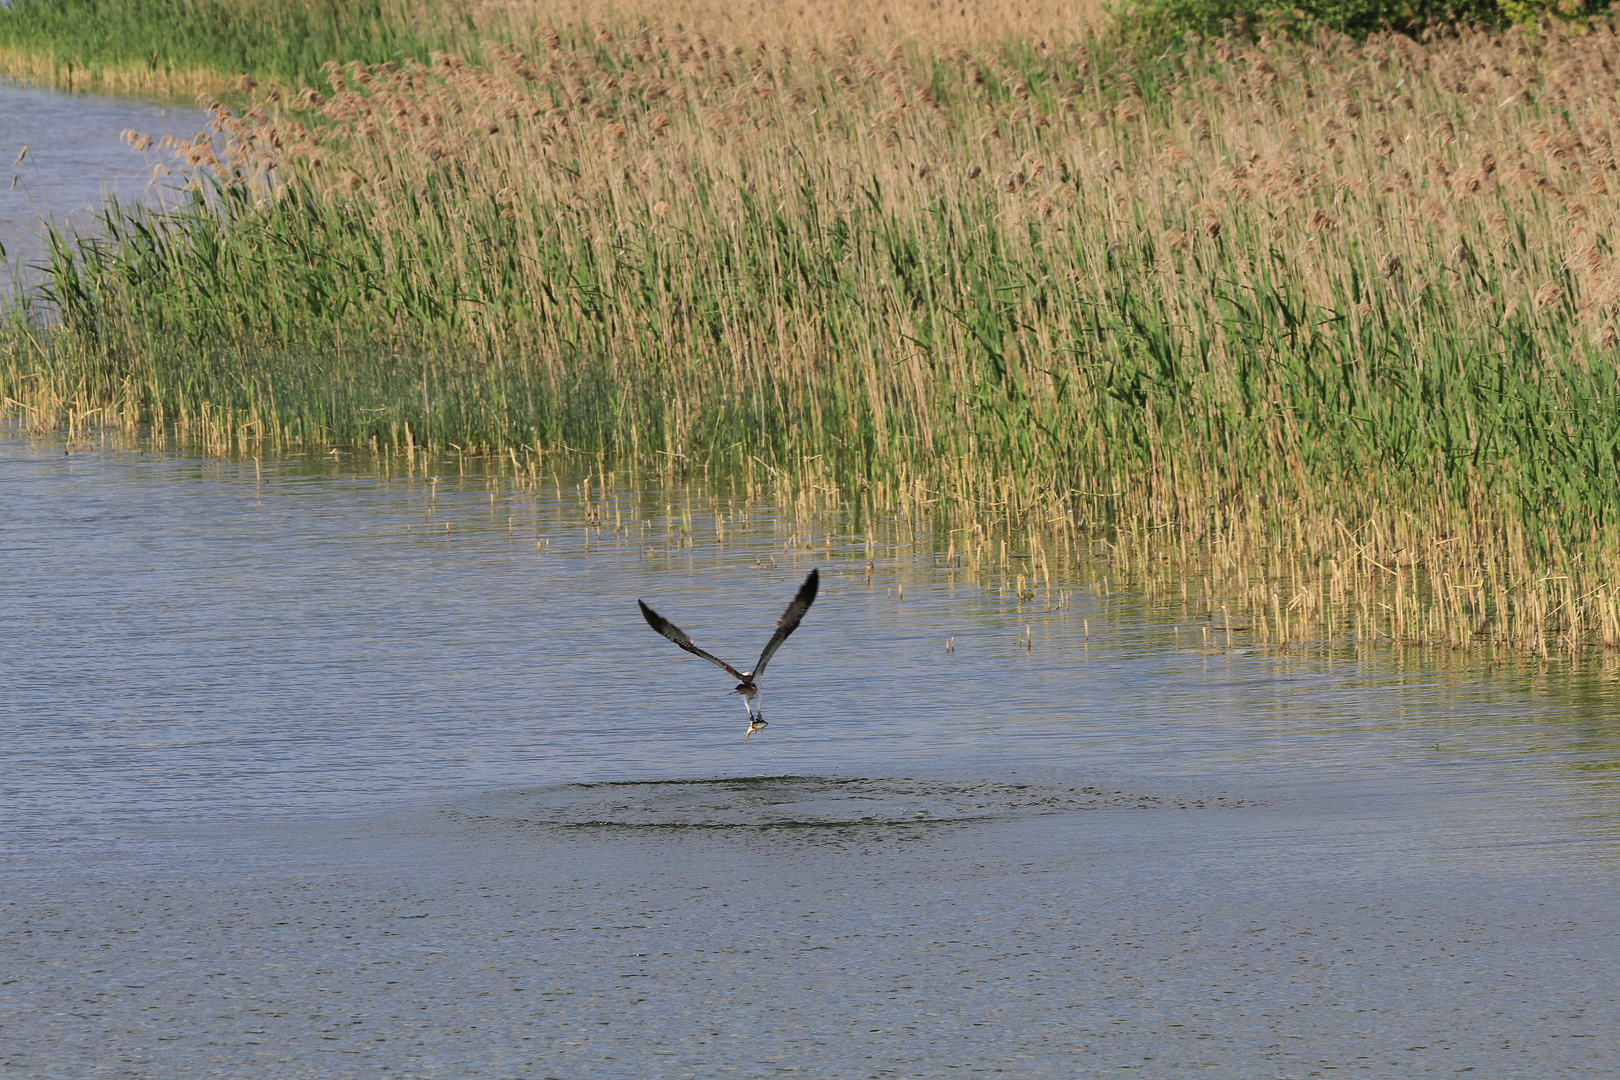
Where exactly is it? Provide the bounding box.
[638,569,820,740]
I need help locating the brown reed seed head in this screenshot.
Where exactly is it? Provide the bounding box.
[154,13,1620,423]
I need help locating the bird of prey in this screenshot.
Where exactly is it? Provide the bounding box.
[638,569,819,740]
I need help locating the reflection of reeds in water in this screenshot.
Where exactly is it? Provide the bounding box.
[8,12,1620,653]
[572,456,1620,658]
[22,417,1620,662]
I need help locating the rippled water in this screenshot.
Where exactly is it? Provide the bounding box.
[0,81,206,293]
[3,432,1619,1077]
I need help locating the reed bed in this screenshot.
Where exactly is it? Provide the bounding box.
[0,0,1102,97]
[7,5,1620,653]
[0,0,479,97]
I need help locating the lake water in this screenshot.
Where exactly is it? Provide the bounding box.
[0,81,206,295]
[3,432,1619,1078]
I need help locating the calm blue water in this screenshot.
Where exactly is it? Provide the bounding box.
[2,432,1619,1077]
[0,81,206,295]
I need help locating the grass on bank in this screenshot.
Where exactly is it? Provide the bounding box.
[7,4,1620,653]
[0,0,1597,100]
[0,0,479,96]
[0,0,1108,97]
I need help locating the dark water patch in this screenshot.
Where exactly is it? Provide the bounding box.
[450,775,1258,836]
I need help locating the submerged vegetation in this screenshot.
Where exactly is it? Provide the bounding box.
[6,0,1620,653]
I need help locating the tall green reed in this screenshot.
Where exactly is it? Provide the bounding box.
[21,146,1620,549]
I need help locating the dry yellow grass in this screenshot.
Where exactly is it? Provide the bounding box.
[485,0,1109,50]
[207,17,1620,344]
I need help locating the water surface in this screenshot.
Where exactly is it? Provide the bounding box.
[2,433,1618,1077]
[1,81,206,294]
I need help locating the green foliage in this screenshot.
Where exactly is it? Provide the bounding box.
[1114,0,1592,49]
[0,0,472,88]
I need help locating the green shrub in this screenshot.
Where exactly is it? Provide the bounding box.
[1116,0,1594,48]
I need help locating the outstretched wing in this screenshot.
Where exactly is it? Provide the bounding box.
[639,599,747,681]
[751,568,819,679]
